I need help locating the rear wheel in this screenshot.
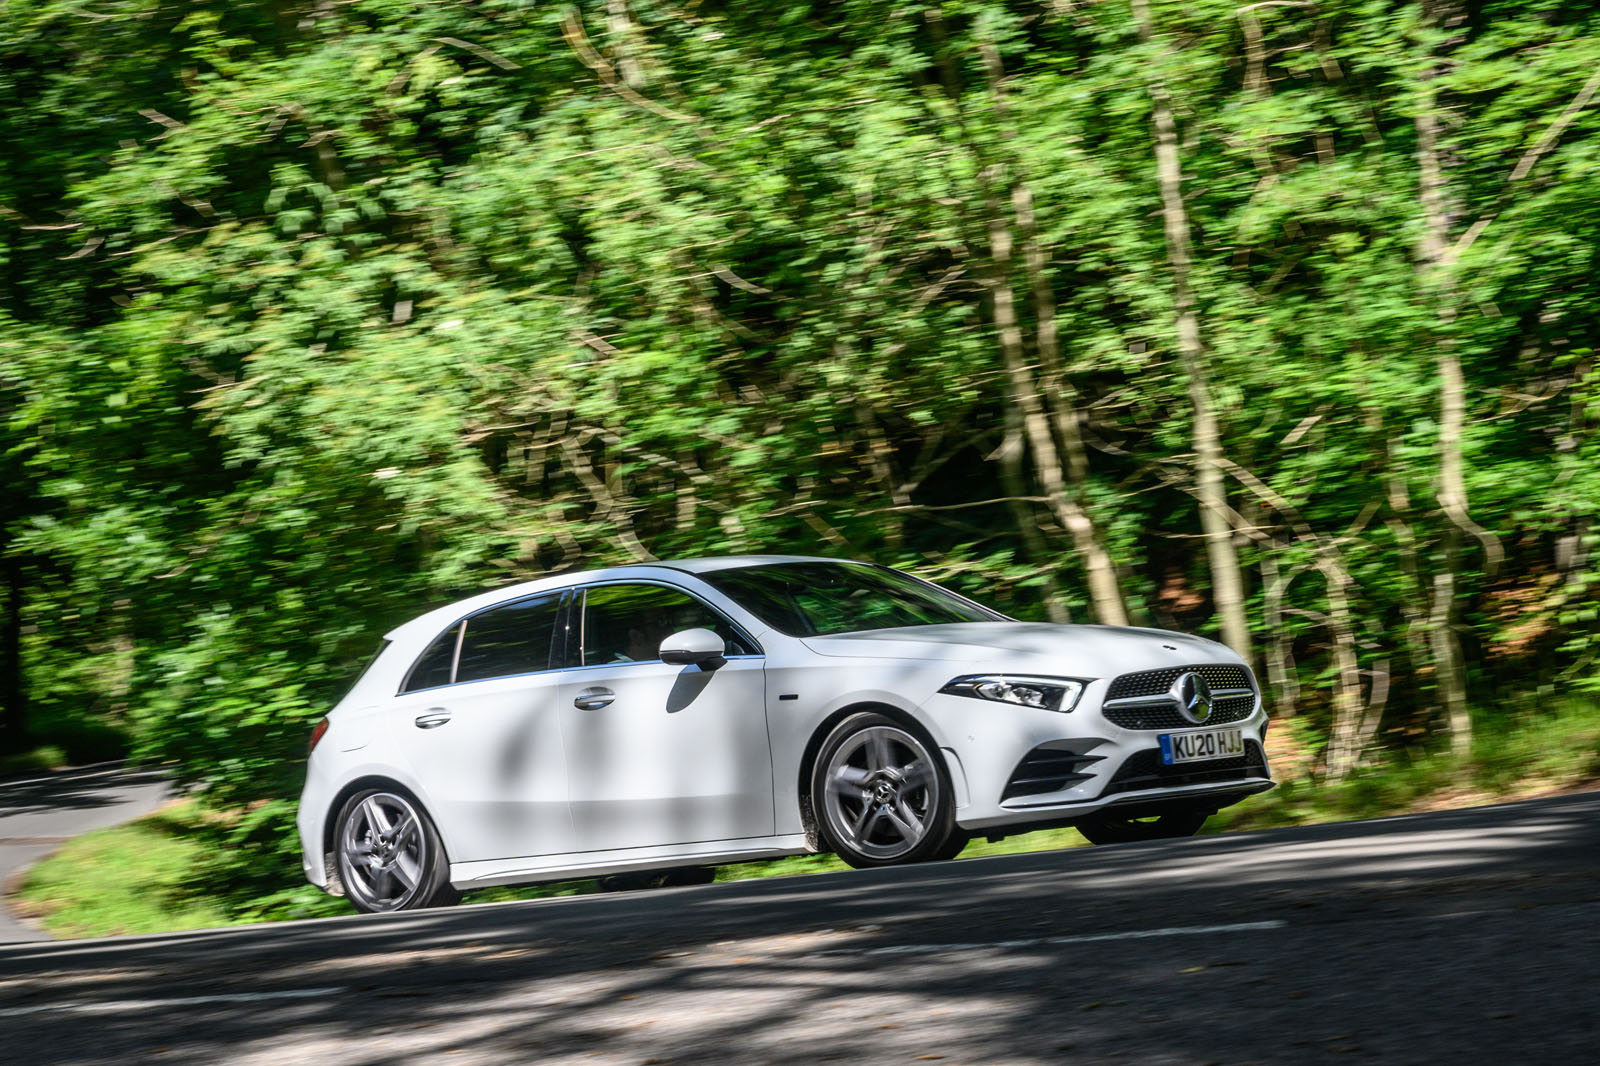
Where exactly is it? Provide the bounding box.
[334,789,458,913]
[1075,809,1208,845]
[811,713,959,868]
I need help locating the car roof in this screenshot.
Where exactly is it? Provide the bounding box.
[383,555,864,644]
[645,554,851,574]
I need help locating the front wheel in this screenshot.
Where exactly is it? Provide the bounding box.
[1074,809,1208,846]
[334,788,459,913]
[811,713,960,868]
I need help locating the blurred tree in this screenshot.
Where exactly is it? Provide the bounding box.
[0,0,1596,841]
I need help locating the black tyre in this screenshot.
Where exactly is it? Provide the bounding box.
[931,829,972,861]
[334,788,459,913]
[1074,809,1209,846]
[811,712,960,868]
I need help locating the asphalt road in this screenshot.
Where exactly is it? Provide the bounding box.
[1,789,1597,1066]
[0,765,172,944]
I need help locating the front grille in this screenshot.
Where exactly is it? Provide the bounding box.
[1101,740,1268,797]
[1103,693,1256,731]
[1001,744,1106,801]
[1105,663,1252,702]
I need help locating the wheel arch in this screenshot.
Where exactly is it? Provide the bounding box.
[321,774,442,874]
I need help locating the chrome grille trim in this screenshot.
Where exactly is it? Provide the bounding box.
[1104,663,1253,701]
[1103,687,1252,710]
[1100,663,1258,731]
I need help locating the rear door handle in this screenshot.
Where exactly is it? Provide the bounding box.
[414,710,452,729]
[573,688,615,711]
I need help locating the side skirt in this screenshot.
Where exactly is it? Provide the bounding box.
[449,833,813,890]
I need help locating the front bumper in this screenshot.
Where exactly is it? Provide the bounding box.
[919,677,1274,832]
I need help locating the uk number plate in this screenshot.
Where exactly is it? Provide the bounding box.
[1159,728,1244,765]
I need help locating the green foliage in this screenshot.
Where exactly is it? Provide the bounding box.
[17,800,238,938]
[1216,698,1600,832]
[3,0,1599,911]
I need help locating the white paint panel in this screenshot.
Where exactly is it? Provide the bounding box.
[559,659,772,850]
[387,673,574,863]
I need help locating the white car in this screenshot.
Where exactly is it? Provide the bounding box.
[297,556,1273,912]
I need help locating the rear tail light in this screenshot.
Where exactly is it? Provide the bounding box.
[308,717,330,755]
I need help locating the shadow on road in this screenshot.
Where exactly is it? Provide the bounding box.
[1,791,1597,1065]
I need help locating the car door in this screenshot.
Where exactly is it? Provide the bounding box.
[386,591,576,864]
[558,581,773,852]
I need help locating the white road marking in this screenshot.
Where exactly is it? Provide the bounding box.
[0,986,344,1019]
[807,919,1287,958]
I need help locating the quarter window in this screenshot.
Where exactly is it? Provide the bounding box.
[579,584,756,666]
[402,625,460,693]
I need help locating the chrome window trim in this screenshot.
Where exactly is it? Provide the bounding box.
[396,652,770,695]
[397,664,574,694]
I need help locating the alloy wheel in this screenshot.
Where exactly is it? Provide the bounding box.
[338,791,432,911]
[820,723,943,862]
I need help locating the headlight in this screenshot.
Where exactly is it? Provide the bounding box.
[939,675,1087,713]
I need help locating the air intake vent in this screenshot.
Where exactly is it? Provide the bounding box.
[1001,743,1106,801]
[1100,741,1269,797]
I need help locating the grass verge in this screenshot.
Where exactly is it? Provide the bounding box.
[13,701,1600,939]
[14,801,235,939]
[1213,700,1600,833]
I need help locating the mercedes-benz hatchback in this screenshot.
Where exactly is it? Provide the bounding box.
[298,557,1274,912]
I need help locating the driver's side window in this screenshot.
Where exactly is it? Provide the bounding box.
[578,584,756,666]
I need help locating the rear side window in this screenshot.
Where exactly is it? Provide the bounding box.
[402,625,460,693]
[456,593,563,683]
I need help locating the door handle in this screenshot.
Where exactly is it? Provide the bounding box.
[414,710,452,729]
[573,688,615,711]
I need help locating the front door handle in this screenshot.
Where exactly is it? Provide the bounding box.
[414,710,452,729]
[573,688,615,711]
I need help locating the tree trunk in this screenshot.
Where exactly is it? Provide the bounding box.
[1009,164,1128,626]
[1321,560,1367,781]
[1259,545,1298,719]
[857,402,908,552]
[606,0,646,88]
[978,38,1128,626]
[1414,2,1473,757]
[984,201,1079,621]
[996,419,1072,624]
[922,7,1077,620]
[1132,0,1252,659]
[1356,657,1393,758]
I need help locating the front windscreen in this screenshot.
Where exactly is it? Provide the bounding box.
[700,562,1002,637]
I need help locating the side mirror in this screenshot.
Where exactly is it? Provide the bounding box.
[659,628,727,669]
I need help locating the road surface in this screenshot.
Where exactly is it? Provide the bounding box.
[0,765,172,944]
[1,789,1597,1065]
